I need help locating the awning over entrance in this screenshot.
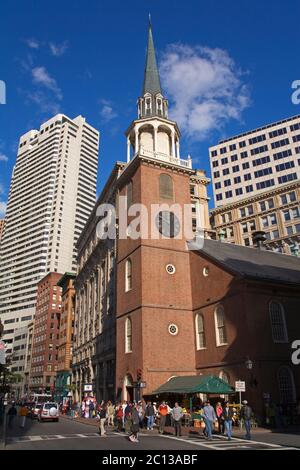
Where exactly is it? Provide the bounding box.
[152,375,235,395]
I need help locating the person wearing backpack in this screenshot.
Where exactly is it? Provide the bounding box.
[240,400,253,440]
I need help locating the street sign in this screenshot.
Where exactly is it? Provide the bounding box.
[0,340,5,365]
[84,384,93,392]
[235,380,246,392]
[139,382,146,388]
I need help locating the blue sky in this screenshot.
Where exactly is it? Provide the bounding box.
[1,0,300,216]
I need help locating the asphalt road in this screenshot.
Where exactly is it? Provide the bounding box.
[2,417,300,450]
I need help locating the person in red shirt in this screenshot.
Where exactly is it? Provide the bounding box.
[158,401,168,434]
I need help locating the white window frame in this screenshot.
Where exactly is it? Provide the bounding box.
[269,301,288,343]
[125,317,132,353]
[214,305,227,346]
[125,258,132,292]
[195,313,206,350]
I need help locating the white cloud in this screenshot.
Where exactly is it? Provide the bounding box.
[0,152,8,162]
[160,44,250,141]
[49,41,69,57]
[32,66,63,100]
[26,90,61,115]
[99,99,118,123]
[0,201,7,217]
[26,38,40,49]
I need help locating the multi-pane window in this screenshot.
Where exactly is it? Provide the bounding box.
[125,317,132,353]
[247,205,254,215]
[125,259,132,292]
[281,194,288,205]
[269,301,288,343]
[195,313,206,350]
[278,367,296,404]
[214,305,227,346]
[278,173,297,184]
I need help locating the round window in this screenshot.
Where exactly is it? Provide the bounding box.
[203,266,209,277]
[168,324,178,336]
[166,264,176,275]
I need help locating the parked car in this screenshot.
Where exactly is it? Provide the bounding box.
[30,403,43,419]
[38,402,59,422]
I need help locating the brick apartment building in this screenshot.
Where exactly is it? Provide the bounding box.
[55,272,76,402]
[29,272,62,394]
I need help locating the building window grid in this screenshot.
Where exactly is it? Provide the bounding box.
[269,301,288,343]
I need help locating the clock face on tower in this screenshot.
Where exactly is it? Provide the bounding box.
[156,211,181,238]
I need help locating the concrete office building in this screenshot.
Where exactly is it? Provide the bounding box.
[0,114,99,379]
[0,219,4,242]
[210,114,300,207]
[211,180,300,251]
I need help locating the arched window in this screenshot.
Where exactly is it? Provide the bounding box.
[214,305,227,346]
[269,301,288,343]
[278,366,296,404]
[125,317,132,353]
[159,174,174,200]
[127,181,133,208]
[219,370,230,384]
[125,258,132,292]
[195,313,206,350]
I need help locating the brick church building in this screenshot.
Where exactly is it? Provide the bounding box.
[73,22,300,421]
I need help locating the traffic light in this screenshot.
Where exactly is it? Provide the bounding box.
[137,368,142,381]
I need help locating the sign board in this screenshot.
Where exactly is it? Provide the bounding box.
[0,340,5,365]
[84,384,93,392]
[235,381,246,392]
[140,382,147,388]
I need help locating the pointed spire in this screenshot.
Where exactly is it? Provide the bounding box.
[142,19,162,96]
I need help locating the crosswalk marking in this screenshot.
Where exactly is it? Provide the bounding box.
[6,431,299,450]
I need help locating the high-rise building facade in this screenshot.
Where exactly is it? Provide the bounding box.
[29,272,62,393]
[0,114,99,367]
[0,219,4,242]
[209,114,300,207]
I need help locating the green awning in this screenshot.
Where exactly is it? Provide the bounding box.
[152,375,235,395]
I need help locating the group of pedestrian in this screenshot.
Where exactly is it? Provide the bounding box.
[201,399,253,441]
[72,396,254,443]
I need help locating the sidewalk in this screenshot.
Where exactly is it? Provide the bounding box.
[61,414,288,437]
